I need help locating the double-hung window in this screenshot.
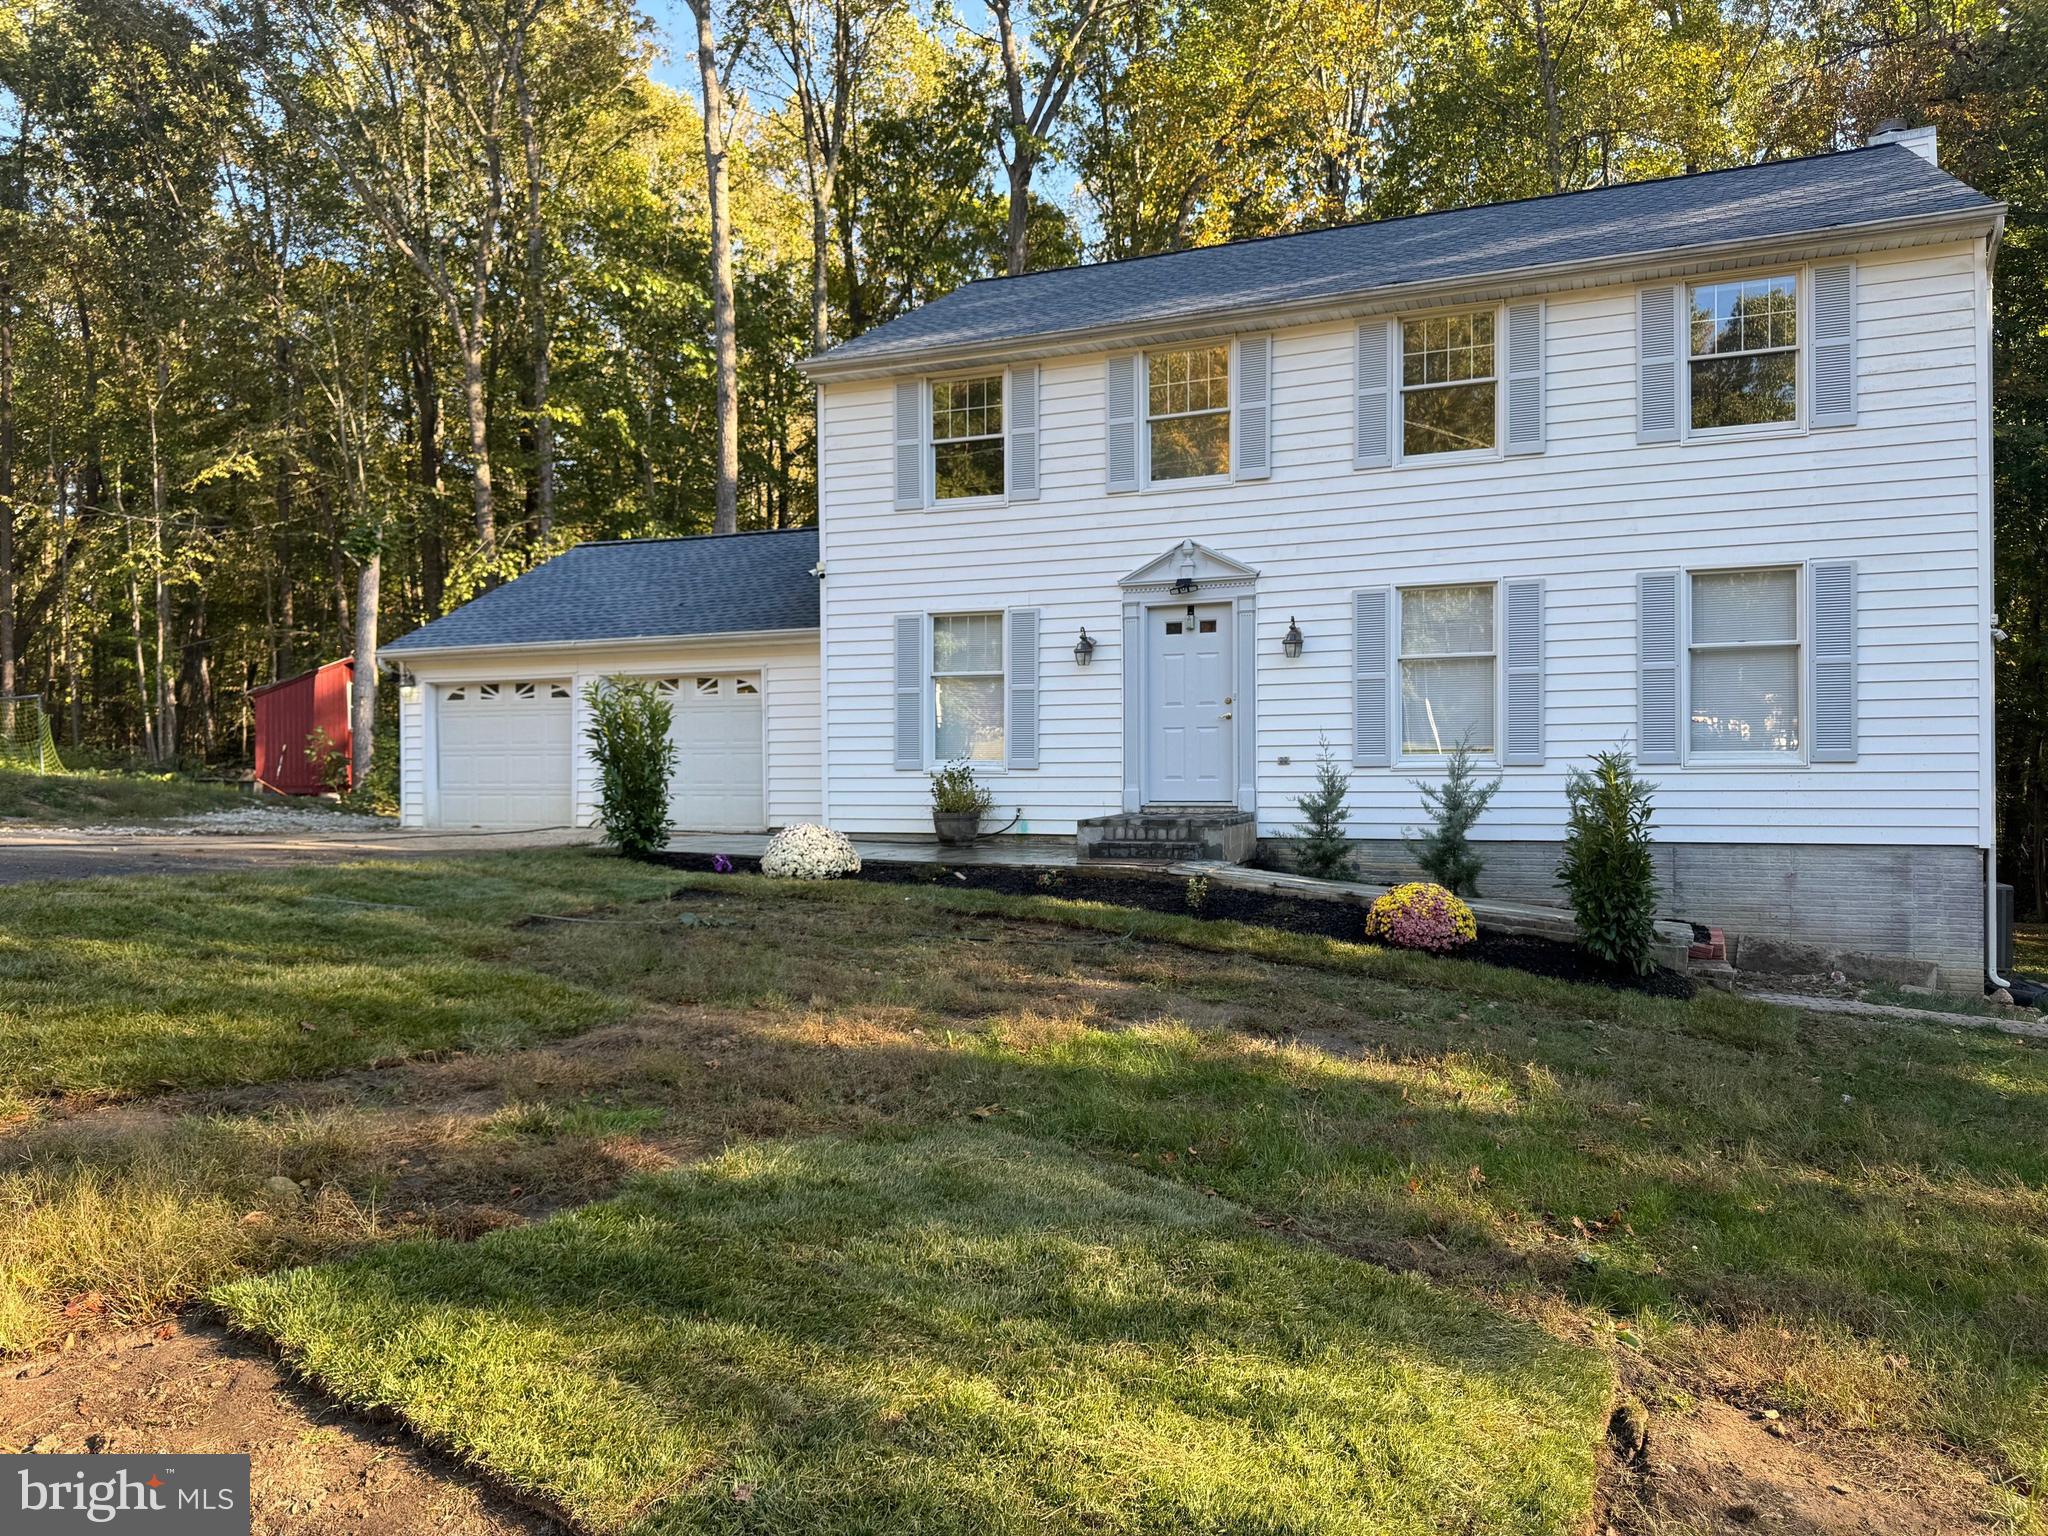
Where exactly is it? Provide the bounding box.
[932,613,1005,762]
[1401,310,1496,457]
[1145,345,1230,480]
[1687,275,1797,432]
[931,375,1005,500]
[1399,584,1496,757]
[1688,568,1800,757]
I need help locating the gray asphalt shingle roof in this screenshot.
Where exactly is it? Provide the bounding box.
[383,528,819,654]
[810,145,1996,370]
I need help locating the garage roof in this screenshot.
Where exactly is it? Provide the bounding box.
[383,528,820,655]
[804,143,1999,375]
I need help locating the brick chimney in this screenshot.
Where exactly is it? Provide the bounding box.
[1867,120,1938,165]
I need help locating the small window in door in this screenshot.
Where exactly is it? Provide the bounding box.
[445,688,466,701]
[695,677,721,696]
[654,678,681,696]
[1198,619,1217,633]
[478,683,500,699]
[1165,621,1183,635]
[513,682,536,699]
[550,685,571,699]
[736,679,759,694]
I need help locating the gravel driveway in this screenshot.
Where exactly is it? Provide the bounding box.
[0,814,595,884]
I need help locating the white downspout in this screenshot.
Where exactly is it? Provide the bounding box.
[1979,219,2010,990]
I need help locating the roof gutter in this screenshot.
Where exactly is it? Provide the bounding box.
[384,626,821,662]
[800,205,2005,381]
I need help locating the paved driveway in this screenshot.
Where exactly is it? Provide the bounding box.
[0,823,595,885]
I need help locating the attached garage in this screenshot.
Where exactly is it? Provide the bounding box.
[435,680,575,829]
[384,530,822,834]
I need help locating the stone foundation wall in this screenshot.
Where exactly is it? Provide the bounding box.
[1258,837,1988,992]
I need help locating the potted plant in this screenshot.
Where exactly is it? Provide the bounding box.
[931,758,994,845]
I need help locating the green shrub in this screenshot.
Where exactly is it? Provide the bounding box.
[582,678,676,859]
[1557,748,1660,974]
[930,758,994,817]
[1293,736,1353,880]
[1409,740,1502,896]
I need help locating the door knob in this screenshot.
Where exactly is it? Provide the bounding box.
[1221,712,1233,720]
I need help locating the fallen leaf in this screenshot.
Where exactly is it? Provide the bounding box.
[297,1021,318,1033]
[732,1482,756,1504]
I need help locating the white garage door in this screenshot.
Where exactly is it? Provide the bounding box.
[658,674,765,832]
[435,680,574,829]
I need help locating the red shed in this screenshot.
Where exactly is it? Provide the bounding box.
[253,658,353,794]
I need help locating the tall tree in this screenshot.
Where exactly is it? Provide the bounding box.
[988,0,1107,274]
[683,0,746,532]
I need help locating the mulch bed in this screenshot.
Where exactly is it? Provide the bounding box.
[656,851,1694,1000]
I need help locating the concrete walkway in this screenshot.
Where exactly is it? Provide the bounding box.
[665,831,1083,867]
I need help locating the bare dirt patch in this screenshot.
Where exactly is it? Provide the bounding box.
[2,1320,560,1534]
[1602,1396,2009,1535]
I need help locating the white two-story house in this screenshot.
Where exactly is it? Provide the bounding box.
[386,128,2005,988]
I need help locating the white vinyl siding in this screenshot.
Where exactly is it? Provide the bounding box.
[816,240,1987,846]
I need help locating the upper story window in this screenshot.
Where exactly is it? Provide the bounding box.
[931,375,1005,500]
[1401,311,1496,457]
[1689,568,1799,756]
[932,613,1005,762]
[1399,583,1496,757]
[1146,345,1230,480]
[1688,275,1797,432]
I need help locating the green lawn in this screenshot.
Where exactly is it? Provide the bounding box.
[0,764,262,822]
[222,1128,1610,1535]
[2017,921,2048,977]
[1,852,2042,1529]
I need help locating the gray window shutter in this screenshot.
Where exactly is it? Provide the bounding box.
[1007,364,1040,499]
[1352,587,1391,767]
[893,613,924,770]
[1504,301,1545,455]
[1636,571,1680,765]
[1105,354,1139,492]
[894,380,924,509]
[1503,578,1545,765]
[1811,263,1857,429]
[1006,607,1040,770]
[1810,561,1857,761]
[1234,335,1271,479]
[1637,285,1681,445]
[1354,321,1393,469]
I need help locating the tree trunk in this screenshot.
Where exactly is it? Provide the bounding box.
[516,58,554,539]
[1005,155,1034,277]
[351,552,379,787]
[0,270,14,700]
[458,319,495,563]
[148,350,176,761]
[1528,0,1565,194]
[690,0,741,535]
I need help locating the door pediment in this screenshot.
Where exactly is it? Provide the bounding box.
[1118,539,1258,595]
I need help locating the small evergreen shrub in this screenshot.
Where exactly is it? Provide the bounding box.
[1294,736,1353,880]
[1408,740,1501,896]
[1557,748,1661,974]
[930,758,994,817]
[582,677,676,859]
[1365,881,1478,953]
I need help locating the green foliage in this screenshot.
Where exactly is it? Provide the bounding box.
[1184,873,1210,914]
[929,757,994,816]
[1408,740,1502,896]
[1557,748,1660,974]
[1293,736,1353,880]
[339,683,401,817]
[581,678,676,859]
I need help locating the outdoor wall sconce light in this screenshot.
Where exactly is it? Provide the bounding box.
[1282,618,1304,659]
[1074,627,1097,666]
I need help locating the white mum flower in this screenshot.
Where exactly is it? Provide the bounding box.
[760,823,862,879]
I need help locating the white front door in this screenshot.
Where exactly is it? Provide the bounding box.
[661,674,766,832]
[1146,603,1234,804]
[435,680,575,828]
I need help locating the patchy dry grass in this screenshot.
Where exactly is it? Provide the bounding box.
[221,1128,1612,1536]
[0,765,260,823]
[1,854,2042,1526]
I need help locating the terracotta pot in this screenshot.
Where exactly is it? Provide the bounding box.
[933,810,981,846]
